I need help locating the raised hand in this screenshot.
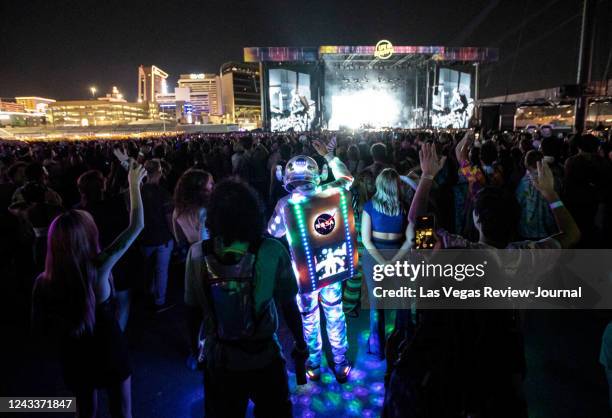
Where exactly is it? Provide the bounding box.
[419,143,447,177]
[531,160,557,200]
[113,147,129,163]
[312,139,328,157]
[127,159,146,188]
[455,129,474,163]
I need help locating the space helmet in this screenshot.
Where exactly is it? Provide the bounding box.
[277,155,328,192]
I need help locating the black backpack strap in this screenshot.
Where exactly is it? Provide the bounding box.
[242,236,274,345]
[199,240,220,338]
[247,236,263,313]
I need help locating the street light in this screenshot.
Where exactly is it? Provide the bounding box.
[90,86,97,98]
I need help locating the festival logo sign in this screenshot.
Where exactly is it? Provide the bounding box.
[314,212,336,235]
[374,40,394,59]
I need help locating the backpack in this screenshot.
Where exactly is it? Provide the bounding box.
[200,239,261,341]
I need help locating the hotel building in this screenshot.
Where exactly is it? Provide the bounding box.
[177,73,222,116]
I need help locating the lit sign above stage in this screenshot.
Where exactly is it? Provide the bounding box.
[189,74,205,79]
[374,40,394,59]
[244,45,498,63]
[318,45,498,61]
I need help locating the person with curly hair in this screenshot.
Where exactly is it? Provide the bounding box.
[172,169,214,246]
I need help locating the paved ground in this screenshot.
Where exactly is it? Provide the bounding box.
[2,265,609,418]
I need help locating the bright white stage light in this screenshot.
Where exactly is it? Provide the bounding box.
[329,90,401,130]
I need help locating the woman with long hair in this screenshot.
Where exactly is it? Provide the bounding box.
[172,168,214,246]
[32,160,146,418]
[76,169,137,331]
[361,168,414,359]
[172,168,214,370]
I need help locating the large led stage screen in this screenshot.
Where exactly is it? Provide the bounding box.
[323,61,427,130]
[431,68,474,128]
[268,68,316,132]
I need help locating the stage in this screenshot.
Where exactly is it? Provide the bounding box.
[244,44,498,131]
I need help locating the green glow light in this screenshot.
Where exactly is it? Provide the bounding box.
[326,392,342,407]
[348,399,363,412]
[312,397,326,413]
[286,231,293,246]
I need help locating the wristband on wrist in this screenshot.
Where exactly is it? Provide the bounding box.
[421,174,434,181]
[549,200,564,210]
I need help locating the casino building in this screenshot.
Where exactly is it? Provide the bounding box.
[244,43,498,131]
[177,73,223,117]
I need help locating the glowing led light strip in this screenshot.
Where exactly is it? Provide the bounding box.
[292,203,317,290]
[339,191,355,277]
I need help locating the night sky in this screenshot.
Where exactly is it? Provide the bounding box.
[1,0,610,102]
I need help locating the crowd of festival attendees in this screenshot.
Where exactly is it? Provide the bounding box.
[1,126,611,417]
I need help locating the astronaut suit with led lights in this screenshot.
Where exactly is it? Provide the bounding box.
[268,149,354,381]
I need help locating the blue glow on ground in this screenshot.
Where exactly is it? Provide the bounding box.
[171,312,388,418]
[7,292,609,418]
[282,323,387,418]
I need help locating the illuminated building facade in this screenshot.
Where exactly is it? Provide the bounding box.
[177,73,222,116]
[0,99,25,113]
[49,100,151,127]
[15,97,56,114]
[138,65,169,103]
[0,112,46,127]
[187,91,211,121]
[156,87,210,124]
[156,92,179,121]
[221,62,262,129]
[0,99,47,127]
